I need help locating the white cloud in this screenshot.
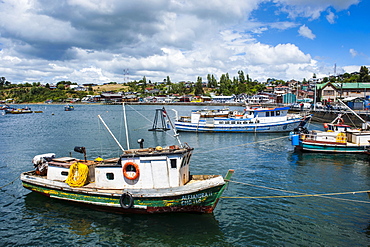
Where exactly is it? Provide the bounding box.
[326,9,337,24]
[274,0,360,19]
[349,48,358,57]
[298,25,316,39]
[0,0,363,84]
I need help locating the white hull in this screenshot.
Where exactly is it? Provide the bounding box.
[175,119,302,133]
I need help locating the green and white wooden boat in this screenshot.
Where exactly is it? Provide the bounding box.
[291,102,370,154]
[21,110,234,214]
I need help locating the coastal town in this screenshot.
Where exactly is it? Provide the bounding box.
[1,66,370,112]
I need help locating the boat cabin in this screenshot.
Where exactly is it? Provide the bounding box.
[41,146,193,190]
[324,123,352,132]
[243,107,289,119]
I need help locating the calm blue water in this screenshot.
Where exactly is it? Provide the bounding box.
[1,104,370,246]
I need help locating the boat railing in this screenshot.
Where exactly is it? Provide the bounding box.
[179,116,191,122]
[300,132,347,143]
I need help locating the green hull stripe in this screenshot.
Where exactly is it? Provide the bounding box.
[22,182,224,208]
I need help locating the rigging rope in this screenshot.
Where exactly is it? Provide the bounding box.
[223,180,370,204]
[126,104,178,140]
[194,135,289,154]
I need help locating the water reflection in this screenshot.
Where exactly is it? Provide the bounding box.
[23,192,229,246]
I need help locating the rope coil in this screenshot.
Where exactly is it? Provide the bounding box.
[65,162,89,187]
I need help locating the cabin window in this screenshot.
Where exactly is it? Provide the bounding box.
[61,171,68,176]
[266,112,270,117]
[276,111,280,116]
[106,173,114,180]
[170,159,177,168]
[271,112,275,116]
[180,156,186,168]
[181,153,192,167]
[225,121,230,124]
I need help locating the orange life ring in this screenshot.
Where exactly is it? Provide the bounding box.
[123,162,140,180]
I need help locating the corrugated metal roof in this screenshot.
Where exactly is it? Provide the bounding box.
[317,82,370,89]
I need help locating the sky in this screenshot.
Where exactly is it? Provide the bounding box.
[0,0,369,85]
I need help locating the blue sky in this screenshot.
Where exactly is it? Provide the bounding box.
[0,0,368,84]
[247,0,369,75]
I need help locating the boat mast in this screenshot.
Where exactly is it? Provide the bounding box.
[338,99,370,128]
[122,103,130,149]
[98,115,125,152]
[168,109,182,146]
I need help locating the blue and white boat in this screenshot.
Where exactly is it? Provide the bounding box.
[64,105,74,111]
[173,106,310,133]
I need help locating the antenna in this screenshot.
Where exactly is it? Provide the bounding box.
[123,68,129,83]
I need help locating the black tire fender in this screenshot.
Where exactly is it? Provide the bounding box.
[120,192,134,209]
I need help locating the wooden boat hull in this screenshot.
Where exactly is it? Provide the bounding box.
[5,110,33,114]
[21,170,233,214]
[296,140,369,153]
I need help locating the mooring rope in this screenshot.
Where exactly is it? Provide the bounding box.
[0,176,19,189]
[223,180,370,204]
[194,135,289,154]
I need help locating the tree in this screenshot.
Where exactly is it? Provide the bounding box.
[194,77,204,96]
[359,66,370,82]
[207,74,212,88]
[0,77,5,89]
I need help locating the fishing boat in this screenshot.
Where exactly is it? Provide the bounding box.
[0,104,11,110]
[4,106,33,114]
[20,106,234,214]
[64,105,74,111]
[291,103,370,153]
[173,106,311,133]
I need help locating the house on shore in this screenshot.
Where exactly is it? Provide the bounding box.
[317,82,370,103]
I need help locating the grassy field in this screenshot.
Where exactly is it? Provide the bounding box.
[92,84,129,92]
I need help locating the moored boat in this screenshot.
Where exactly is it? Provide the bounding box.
[20,107,234,214]
[291,111,370,153]
[64,105,74,111]
[174,106,310,133]
[4,106,33,114]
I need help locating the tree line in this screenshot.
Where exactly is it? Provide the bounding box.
[125,70,266,96]
[0,80,89,103]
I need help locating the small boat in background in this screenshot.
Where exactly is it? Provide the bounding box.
[174,105,310,133]
[0,104,11,110]
[4,106,33,114]
[64,105,74,111]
